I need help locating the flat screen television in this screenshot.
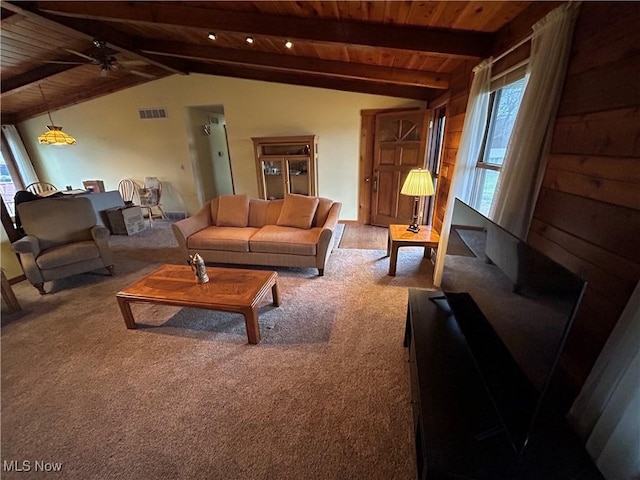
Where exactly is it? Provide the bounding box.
[440,198,587,454]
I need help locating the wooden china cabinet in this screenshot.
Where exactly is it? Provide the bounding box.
[252,135,318,200]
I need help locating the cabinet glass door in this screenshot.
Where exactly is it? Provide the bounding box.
[287,159,310,195]
[262,159,285,199]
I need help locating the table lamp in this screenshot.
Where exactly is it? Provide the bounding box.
[400,168,435,233]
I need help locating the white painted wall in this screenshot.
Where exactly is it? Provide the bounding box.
[18,73,423,219]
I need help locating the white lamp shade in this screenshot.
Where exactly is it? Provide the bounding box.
[400,169,435,196]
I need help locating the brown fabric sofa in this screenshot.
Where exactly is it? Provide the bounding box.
[171,194,342,275]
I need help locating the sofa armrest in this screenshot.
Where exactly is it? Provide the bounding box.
[91,225,114,267]
[10,235,40,256]
[319,202,341,232]
[171,202,213,254]
[322,202,342,231]
[91,225,110,241]
[10,236,43,284]
[316,202,342,274]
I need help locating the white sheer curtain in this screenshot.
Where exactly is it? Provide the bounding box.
[1,125,38,187]
[450,59,492,204]
[491,2,581,239]
[568,281,640,480]
[433,59,492,286]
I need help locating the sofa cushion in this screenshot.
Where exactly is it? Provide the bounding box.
[249,225,321,256]
[276,194,319,229]
[246,198,284,228]
[248,198,270,228]
[36,241,100,270]
[188,226,260,253]
[216,194,249,227]
[266,200,284,225]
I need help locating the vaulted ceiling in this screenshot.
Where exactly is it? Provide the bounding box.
[1,1,559,124]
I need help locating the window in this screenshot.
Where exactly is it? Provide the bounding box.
[470,76,526,215]
[1,125,39,219]
[0,150,18,216]
[425,106,446,225]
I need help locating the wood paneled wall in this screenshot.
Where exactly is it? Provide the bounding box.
[431,59,475,234]
[528,2,640,411]
[433,1,640,413]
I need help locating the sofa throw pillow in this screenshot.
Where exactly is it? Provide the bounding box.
[276,194,320,229]
[216,194,249,227]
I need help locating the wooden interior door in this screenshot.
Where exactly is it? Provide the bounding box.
[371,110,430,227]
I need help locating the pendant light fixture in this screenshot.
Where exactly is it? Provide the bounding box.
[37,85,76,146]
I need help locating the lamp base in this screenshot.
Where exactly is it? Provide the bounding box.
[406,223,420,233]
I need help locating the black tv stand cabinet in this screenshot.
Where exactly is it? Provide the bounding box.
[404,288,603,480]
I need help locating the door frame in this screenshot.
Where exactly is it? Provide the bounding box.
[359,107,437,224]
[424,105,447,226]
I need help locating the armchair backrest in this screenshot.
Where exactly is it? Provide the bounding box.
[18,196,97,250]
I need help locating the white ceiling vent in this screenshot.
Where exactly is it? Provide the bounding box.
[138,107,167,120]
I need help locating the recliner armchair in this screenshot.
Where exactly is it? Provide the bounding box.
[10,196,115,294]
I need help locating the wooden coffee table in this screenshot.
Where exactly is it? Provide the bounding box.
[116,264,280,344]
[386,224,440,276]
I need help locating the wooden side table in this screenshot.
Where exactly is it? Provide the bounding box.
[386,224,440,276]
[1,270,21,313]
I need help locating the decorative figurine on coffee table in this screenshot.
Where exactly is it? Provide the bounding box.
[188,253,209,284]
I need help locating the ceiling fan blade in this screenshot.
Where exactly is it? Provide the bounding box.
[118,60,148,67]
[64,49,96,62]
[42,60,86,65]
[128,70,157,79]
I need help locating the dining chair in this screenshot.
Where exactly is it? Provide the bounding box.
[117,178,136,204]
[138,180,167,225]
[25,182,57,195]
[118,178,153,227]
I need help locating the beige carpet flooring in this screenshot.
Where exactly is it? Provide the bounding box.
[1,221,436,480]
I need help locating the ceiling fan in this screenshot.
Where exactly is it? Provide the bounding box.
[45,39,156,79]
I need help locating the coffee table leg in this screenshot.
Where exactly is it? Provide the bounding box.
[242,307,261,344]
[117,296,137,329]
[272,280,281,307]
[388,242,399,276]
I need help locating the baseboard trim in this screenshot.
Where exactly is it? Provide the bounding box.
[9,274,26,285]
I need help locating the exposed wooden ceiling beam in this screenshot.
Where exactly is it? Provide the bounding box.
[1,48,117,94]
[187,62,435,102]
[34,1,493,58]
[1,8,22,24]
[1,8,15,20]
[1,112,19,125]
[139,39,450,90]
[3,1,187,75]
[492,1,563,56]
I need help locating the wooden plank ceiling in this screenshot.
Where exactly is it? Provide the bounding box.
[0,1,537,124]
